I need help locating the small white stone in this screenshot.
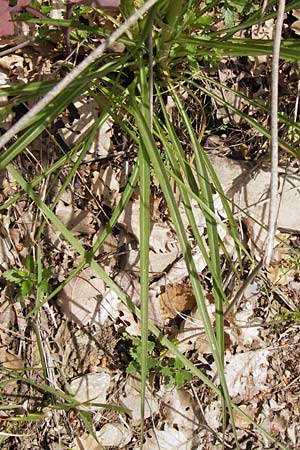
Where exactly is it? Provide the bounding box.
[70,371,111,411]
[97,422,132,448]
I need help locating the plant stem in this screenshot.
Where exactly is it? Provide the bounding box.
[0,0,159,150]
[264,0,286,267]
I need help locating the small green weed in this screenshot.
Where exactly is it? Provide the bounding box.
[215,0,260,27]
[273,309,300,327]
[2,254,52,301]
[124,333,193,389]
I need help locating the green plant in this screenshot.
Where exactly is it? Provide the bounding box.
[124,334,194,389]
[2,254,52,301]
[217,0,260,26]
[0,0,298,448]
[273,309,300,327]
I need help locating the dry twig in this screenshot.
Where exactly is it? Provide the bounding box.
[0,0,159,150]
[264,0,286,267]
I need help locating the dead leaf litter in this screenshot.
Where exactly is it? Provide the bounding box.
[0,7,300,450]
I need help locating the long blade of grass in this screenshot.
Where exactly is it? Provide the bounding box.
[130,98,240,448]
[0,0,160,150]
[171,87,227,435]
[185,77,298,156]
[136,59,151,438]
[6,163,288,449]
[174,36,300,60]
[28,160,140,317]
[153,96,231,301]
[0,60,125,169]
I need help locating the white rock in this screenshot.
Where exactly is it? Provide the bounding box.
[141,425,192,450]
[97,422,132,448]
[119,375,159,421]
[208,154,300,234]
[70,371,111,411]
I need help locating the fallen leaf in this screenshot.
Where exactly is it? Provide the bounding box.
[58,267,116,326]
[92,165,120,206]
[73,433,103,450]
[120,246,181,279]
[227,279,263,349]
[162,388,201,436]
[159,283,196,322]
[224,349,269,401]
[119,375,159,422]
[142,424,192,450]
[209,154,300,235]
[232,404,257,430]
[60,98,113,159]
[0,348,24,369]
[176,296,221,355]
[152,247,207,286]
[204,400,222,431]
[291,9,300,35]
[55,200,95,235]
[118,199,175,252]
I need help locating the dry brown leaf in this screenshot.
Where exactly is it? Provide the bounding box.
[176,293,232,355]
[142,425,192,450]
[118,199,174,252]
[73,434,103,450]
[250,19,274,65]
[152,248,206,286]
[265,239,298,286]
[204,399,222,431]
[97,423,132,448]
[70,371,111,411]
[209,154,300,236]
[242,216,267,261]
[159,283,196,322]
[228,280,263,350]
[224,349,269,402]
[120,246,181,279]
[216,87,248,124]
[178,197,206,236]
[0,348,24,369]
[58,267,116,326]
[232,404,257,430]
[291,9,300,35]
[0,229,16,271]
[0,54,24,73]
[150,196,162,221]
[112,272,164,330]
[92,165,120,207]
[119,375,159,422]
[60,98,113,159]
[55,200,95,235]
[92,224,118,256]
[162,389,201,437]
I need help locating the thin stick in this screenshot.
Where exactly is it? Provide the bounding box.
[148,26,154,132]
[0,0,159,150]
[224,260,263,318]
[0,38,35,57]
[264,0,286,267]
